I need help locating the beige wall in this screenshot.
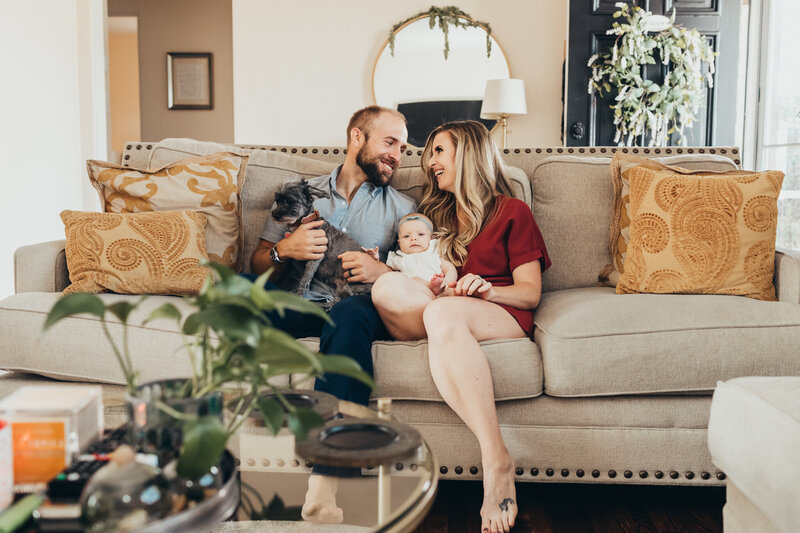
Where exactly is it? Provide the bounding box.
[108,20,141,160]
[108,0,234,143]
[232,1,568,147]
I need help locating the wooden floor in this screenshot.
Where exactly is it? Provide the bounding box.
[413,480,725,533]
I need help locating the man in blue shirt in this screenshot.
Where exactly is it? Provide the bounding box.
[251,106,416,405]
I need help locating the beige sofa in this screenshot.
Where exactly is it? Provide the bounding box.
[2,139,799,486]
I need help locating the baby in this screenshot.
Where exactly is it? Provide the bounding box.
[366,213,457,296]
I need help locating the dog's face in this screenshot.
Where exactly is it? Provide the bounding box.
[271,180,329,224]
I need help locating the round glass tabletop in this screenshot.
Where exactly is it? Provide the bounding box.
[221,398,438,533]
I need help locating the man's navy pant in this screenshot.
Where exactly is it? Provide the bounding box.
[247,278,389,406]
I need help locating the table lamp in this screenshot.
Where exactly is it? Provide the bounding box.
[480,79,528,148]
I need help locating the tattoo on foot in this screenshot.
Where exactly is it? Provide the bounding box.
[499,498,514,512]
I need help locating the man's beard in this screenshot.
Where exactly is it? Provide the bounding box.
[356,146,396,187]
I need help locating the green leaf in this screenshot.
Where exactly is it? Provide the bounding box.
[254,268,274,288]
[254,345,315,374]
[249,282,276,313]
[259,329,323,372]
[176,415,229,479]
[142,302,182,326]
[319,355,376,390]
[192,305,261,346]
[265,291,332,324]
[212,273,252,297]
[107,301,136,323]
[44,293,105,331]
[203,261,236,282]
[182,313,202,335]
[256,397,284,435]
[287,407,324,442]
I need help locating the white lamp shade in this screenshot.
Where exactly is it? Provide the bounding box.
[480,79,527,118]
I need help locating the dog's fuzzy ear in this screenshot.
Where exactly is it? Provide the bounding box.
[307,185,330,200]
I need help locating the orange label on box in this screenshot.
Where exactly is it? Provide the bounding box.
[12,422,66,484]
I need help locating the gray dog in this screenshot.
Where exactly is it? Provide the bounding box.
[271,180,372,309]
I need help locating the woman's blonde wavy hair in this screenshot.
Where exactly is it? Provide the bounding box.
[418,121,515,266]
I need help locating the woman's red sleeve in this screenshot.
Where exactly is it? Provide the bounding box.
[506,199,552,273]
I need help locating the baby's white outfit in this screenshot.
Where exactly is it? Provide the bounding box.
[387,239,443,280]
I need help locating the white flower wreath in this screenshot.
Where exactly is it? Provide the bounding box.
[588,2,717,146]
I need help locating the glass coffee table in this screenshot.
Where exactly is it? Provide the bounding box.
[219,398,438,533]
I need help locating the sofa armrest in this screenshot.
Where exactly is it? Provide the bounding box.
[14,240,69,293]
[774,248,800,304]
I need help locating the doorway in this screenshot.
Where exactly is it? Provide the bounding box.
[107,16,141,164]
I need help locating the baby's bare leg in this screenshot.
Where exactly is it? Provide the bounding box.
[371,272,434,341]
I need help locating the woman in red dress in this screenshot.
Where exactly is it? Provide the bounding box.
[372,121,550,533]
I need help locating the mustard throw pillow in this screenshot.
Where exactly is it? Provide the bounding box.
[61,210,210,296]
[87,152,247,271]
[600,152,739,286]
[615,164,784,301]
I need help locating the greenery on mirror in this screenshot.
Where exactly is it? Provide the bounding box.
[389,6,492,60]
[587,2,717,146]
[44,263,374,478]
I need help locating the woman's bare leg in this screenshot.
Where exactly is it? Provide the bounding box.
[371,272,434,340]
[422,297,526,533]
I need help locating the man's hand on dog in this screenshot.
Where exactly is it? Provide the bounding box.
[338,251,391,284]
[280,220,328,260]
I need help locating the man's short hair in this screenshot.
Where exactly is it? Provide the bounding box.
[346,106,406,147]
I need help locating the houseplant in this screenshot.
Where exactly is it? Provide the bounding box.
[587,2,717,146]
[44,263,374,479]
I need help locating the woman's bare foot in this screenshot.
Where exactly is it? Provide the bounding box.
[480,457,517,533]
[301,474,344,524]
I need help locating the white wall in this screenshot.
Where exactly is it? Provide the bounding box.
[0,0,107,298]
[232,0,568,147]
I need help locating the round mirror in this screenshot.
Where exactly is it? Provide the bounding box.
[372,16,511,146]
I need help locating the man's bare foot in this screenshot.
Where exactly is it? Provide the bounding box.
[301,474,344,524]
[480,457,517,533]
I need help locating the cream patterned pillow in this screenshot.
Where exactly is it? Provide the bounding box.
[87,152,247,271]
[61,210,210,295]
[616,165,784,301]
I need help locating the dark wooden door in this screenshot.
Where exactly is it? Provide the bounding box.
[565,0,741,147]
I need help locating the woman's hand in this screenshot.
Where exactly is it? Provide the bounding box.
[450,273,495,301]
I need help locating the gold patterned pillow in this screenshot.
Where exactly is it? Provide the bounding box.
[616,165,784,300]
[87,152,247,271]
[600,152,738,286]
[61,210,210,295]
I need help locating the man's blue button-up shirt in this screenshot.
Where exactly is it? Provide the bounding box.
[260,165,416,303]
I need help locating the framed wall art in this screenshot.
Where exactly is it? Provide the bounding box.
[167,52,213,110]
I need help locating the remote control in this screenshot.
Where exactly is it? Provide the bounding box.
[45,424,130,502]
[46,455,109,502]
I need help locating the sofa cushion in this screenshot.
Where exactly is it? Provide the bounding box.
[531,156,614,292]
[0,293,543,402]
[532,154,739,293]
[617,163,783,300]
[533,287,800,397]
[149,139,338,274]
[88,153,247,271]
[708,377,800,533]
[61,210,209,295]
